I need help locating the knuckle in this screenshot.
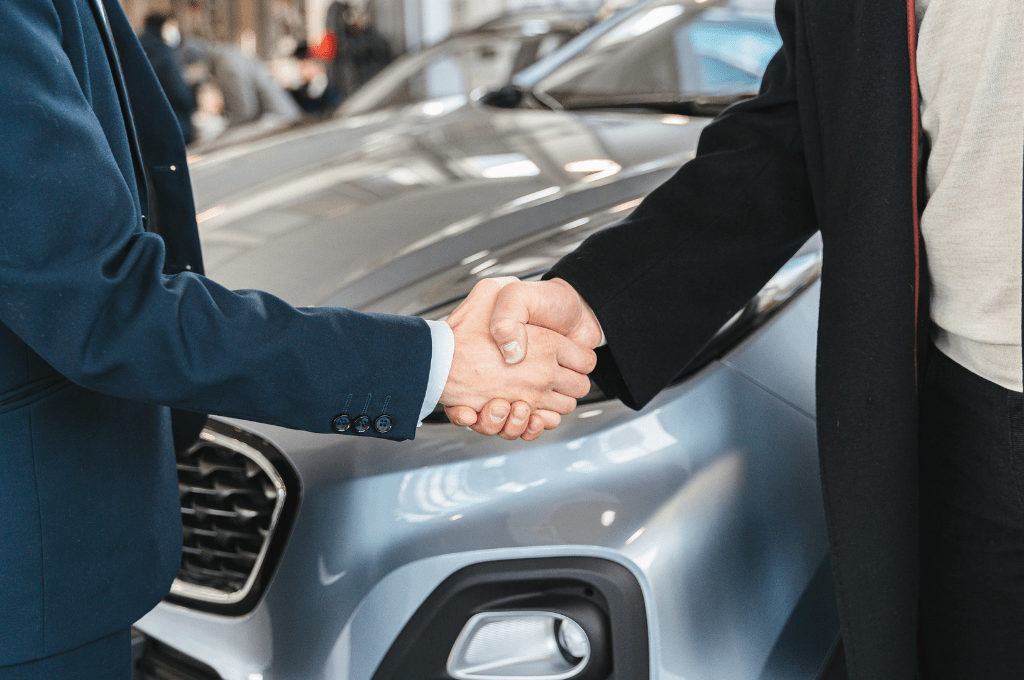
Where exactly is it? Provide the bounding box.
[490,318,519,337]
[472,279,497,296]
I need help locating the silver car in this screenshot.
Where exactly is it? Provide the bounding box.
[134,1,841,679]
[338,9,594,119]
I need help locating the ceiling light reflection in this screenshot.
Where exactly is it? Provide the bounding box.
[469,258,499,275]
[480,256,552,277]
[480,160,541,179]
[610,198,643,213]
[561,217,591,231]
[626,527,645,545]
[461,250,490,266]
[583,163,623,183]
[660,114,690,125]
[510,186,560,207]
[386,167,422,185]
[565,159,616,173]
[465,153,538,179]
[196,205,226,223]
[566,459,598,473]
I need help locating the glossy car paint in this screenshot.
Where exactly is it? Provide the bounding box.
[136,2,837,678]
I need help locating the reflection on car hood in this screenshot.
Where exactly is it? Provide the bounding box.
[189,103,708,313]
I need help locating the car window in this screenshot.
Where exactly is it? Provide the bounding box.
[343,36,523,114]
[533,0,780,106]
[678,10,781,95]
[342,32,576,116]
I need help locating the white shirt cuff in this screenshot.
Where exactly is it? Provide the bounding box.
[419,319,455,423]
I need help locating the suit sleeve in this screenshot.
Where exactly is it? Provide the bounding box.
[0,0,430,440]
[546,0,818,410]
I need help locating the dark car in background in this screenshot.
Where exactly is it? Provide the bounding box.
[133,1,843,679]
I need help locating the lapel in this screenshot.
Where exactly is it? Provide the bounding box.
[85,0,150,226]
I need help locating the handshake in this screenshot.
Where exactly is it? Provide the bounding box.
[438,276,603,441]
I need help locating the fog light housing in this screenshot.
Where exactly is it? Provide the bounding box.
[447,611,592,679]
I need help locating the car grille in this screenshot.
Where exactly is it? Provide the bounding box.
[171,424,289,607]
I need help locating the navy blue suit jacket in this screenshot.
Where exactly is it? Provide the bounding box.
[0,0,431,665]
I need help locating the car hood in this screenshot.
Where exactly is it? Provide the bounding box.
[188,103,708,314]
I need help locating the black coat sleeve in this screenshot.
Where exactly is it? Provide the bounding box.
[545,0,817,409]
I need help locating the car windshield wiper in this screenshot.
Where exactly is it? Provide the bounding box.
[540,91,757,116]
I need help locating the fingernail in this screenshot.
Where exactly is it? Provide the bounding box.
[490,408,509,423]
[501,341,523,363]
[454,419,466,427]
[511,409,528,425]
[527,423,542,433]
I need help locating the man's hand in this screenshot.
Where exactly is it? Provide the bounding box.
[440,278,596,439]
[446,398,562,441]
[490,278,603,364]
[443,278,602,439]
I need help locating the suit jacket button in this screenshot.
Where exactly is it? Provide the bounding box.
[353,415,371,433]
[332,414,352,432]
[374,415,393,434]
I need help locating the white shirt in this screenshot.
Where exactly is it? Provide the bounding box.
[420,320,454,423]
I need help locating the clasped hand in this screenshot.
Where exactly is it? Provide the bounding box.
[439,276,602,440]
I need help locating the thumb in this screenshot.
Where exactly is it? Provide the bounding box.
[491,315,529,364]
[491,279,589,363]
[489,280,542,364]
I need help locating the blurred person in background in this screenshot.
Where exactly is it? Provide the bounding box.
[138,12,196,144]
[321,1,393,101]
[179,37,302,131]
[286,40,341,116]
[189,79,229,144]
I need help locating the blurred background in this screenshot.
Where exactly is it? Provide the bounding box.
[123,0,607,148]
[117,0,601,64]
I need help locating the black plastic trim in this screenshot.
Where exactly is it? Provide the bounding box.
[370,556,649,680]
[165,418,302,616]
[132,633,223,680]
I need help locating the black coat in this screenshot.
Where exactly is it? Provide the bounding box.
[549,0,934,677]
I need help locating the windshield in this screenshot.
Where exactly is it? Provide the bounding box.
[528,0,781,109]
[341,31,573,116]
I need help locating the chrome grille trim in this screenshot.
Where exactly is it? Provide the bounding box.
[171,427,287,605]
